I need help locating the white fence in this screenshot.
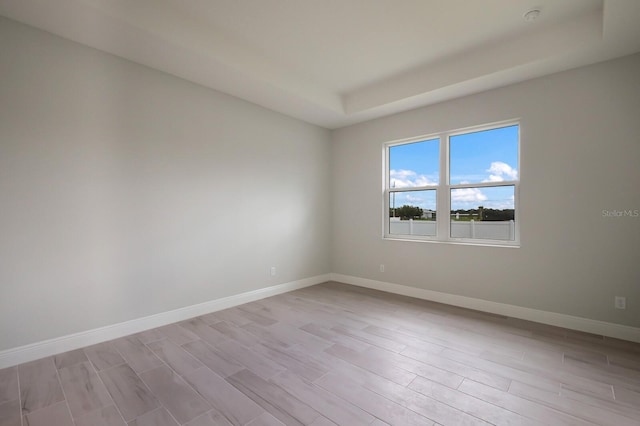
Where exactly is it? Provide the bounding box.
[390,219,515,241]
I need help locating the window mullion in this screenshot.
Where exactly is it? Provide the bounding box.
[450,181,518,190]
[438,135,449,240]
[388,186,437,193]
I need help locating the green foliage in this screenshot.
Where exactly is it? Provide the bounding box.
[481,208,515,221]
[450,207,514,221]
[393,205,423,220]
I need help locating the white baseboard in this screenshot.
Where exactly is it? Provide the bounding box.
[330,273,640,343]
[0,274,330,368]
[3,272,638,368]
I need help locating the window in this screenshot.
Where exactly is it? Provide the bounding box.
[384,121,519,246]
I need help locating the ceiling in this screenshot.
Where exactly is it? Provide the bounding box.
[1,0,639,129]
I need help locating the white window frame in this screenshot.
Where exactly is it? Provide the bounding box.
[383,120,520,247]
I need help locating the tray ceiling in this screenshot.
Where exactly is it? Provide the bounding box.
[1,0,639,128]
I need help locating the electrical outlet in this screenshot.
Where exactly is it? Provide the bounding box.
[379,264,385,273]
[270,266,276,276]
[615,296,626,310]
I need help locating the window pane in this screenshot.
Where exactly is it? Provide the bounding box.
[450,125,518,184]
[389,139,439,188]
[389,190,436,236]
[450,186,515,241]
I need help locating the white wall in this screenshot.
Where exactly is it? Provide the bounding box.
[332,53,640,327]
[0,17,331,351]
[1,15,639,355]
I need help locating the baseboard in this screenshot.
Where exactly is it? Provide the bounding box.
[330,273,640,343]
[4,272,638,368]
[0,274,330,368]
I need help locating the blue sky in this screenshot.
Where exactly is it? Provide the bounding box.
[389,125,518,211]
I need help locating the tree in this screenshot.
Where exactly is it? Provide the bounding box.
[396,205,423,220]
[482,208,515,221]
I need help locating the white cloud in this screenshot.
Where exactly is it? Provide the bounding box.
[390,169,436,188]
[451,187,487,203]
[485,175,504,182]
[483,162,518,182]
[451,187,515,210]
[483,199,515,210]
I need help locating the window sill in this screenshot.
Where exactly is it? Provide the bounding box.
[383,236,520,248]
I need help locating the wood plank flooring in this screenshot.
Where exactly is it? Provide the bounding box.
[2,281,640,425]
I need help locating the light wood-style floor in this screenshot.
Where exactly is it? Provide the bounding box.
[2,282,640,426]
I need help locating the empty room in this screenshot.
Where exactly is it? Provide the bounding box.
[1,1,640,425]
